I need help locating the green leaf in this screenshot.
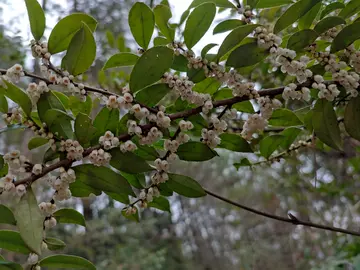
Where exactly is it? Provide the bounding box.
[184,3,216,49]
[68,181,101,198]
[298,2,321,30]
[189,0,235,9]
[0,80,32,116]
[177,142,218,161]
[109,149,153,174]
[331,22,360,53]
[44,237,66,251]
[52,91,69,109]
[280,127,302,149]
[179,9,190,26]
[63,22,96,76]
[344,95,360,141]
[287,29,318,52]
[106,192,130,204]
[117,113,134,135]
[103,53,139,70]
[268,109,303,126]
[48,13,97,54]
[233,158,252,169]
[233,101,255,113]
[28,137,48,150]
[93,107,119,140]
[106,30,115,47]
[43,146,60,163]
[256,0,293,8]
[130,46,174,93]
[0,230,31,254]
[218,133,253,152]
[53,209,86,227]
[158,182,173,196]
[148,196,171,212]
[187,67,206,83]
[213,19,245,35]
[171,54,188,72]
[259,135,284,159]
[75,113,97,147]
[338,0,360,19]
[128,2,155,49]
[201,43,218,58]
[0,205,16,225]
[69,95,92,117]
[134,144,160,161]
[217,24,259,60]
[273,0,322,34]
[193,78,221,95]
[312,99,342,150]
[121,207,139,222]
[226,42,269,68]
[314,16,346,35]
[120,172,146,189]
[153,36,169,46]
[25,0,46,41]
[0,260,23,270]
[13,187,43,254]
[39,255,96,270]
[43,109,74,139]
[167,174,206,198]
[154,5,175,41]
[135,83,171,107]
[320,2,345,19]
[72,164,135,197]
[0,95,8,113]
[37,91,66,123]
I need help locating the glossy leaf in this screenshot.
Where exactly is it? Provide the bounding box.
[187,67,206,83]
[148,196,171,212]
[256,0,293,8]
[331,22,360,53]
[177,142,218,161]
[72,164,135,197]
[259,135,284,159]
[120,172,146,189]
[93,107,119,140]
[298,2,321,30]
[273,0,321,34]
[69,95,92,116]
[103,53,139,70]
[167,173,206,198]
[134,144,160,161]
[218,133,253,152]
[344,95,360,141]
[184,3,216,49]
[213,19,245,34]
[39,255,96,270]
[217,24,259,60]
[280,127,302,149]
[0,95,8,113]
[233,158,252,169]
[121,207,140,222]
[109,149,153,174]
[48,13,97,54]
[53,209,86,227]
[44,237,66,251]
[28,137,49,150]
[135,84,171,107]
[314,16,346,35]
[13,187,43,254]
[75,113,97,146]
[43,109,74,139]
[52,91,69,109]
[312,99,342,150]
[128,2,155,49]
[189,0,235,9]
[193,78,221,95]
[0,260,23,270]
[25,0,46,40]
[153,36,168,46]
[268,109,303,126]
[226,42,269,68]
[287,29,318,52]
[130,46,174,92]
[0,205,16,225]
[320,2,345,19]
[154,5,175,41]
[172,54,188,71]
[0,80,32,116]
[201,43,218,58]
[233,101,255,113]
[63,22,96,76]
[37,91,66,123]
[0,230,31,254]
[338,0,360,19]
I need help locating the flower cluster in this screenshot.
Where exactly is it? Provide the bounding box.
[231,81,259,99]
[31,40,50,61]
[241,114,268,141]
[312,75,340,101]
[4,64,24,83]
[258,96,282,119]
[2,107,22,125]
[138,186,161,207]
[332,70,359,97]
[99,131,119,150]
[26,81,49,104]
[254,27,282,50]
[89,149,112,166]
[346,45,360,73]
[39,201,57,215]
[26,121,56,150]
[3,150,30,176]
[59,139,84,160]
[106,92,134,110]
[237,5,254,23]
[139,126,164,145]
[50,167,76,201]
[282,83,311,101]
[130,104,150,120]
[120,140,138,152]
[156,111,171,128]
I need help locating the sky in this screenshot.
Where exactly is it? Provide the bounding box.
[0,0,229,57]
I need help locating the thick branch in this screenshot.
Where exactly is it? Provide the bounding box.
[205,188,360,237]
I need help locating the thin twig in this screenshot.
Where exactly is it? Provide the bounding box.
[204,188,360,237]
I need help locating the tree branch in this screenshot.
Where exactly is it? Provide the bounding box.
[204,188,360,237]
